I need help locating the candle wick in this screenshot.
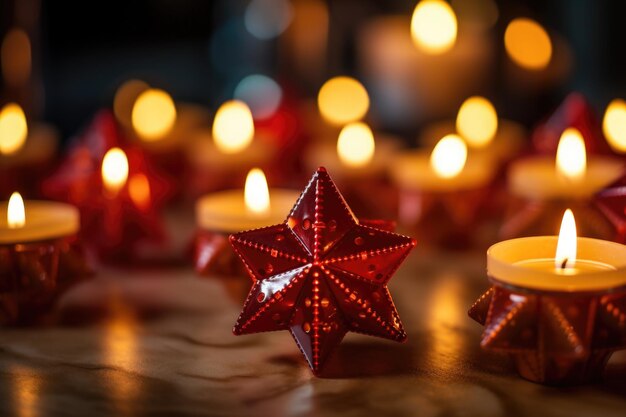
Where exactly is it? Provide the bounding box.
[560,258,568,269]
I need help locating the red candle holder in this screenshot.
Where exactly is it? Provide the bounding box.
[469,283,626,385]
[0,235,91,325]
[532,92,613,156]
[42,111,174,264]
[499,197,615,241]
[397,186,492,249]
[594,174,626,244]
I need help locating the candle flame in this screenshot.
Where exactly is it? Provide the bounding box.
[504,18,552,70]
[0,103,28,155]
[555,209,577,270]
[456,96,498,148]
[430,134,467,179]
[128,174,151,210]
[102,148,129,194]
[244,168,270,215]
[411,0,458,54]
[556,128,586,182]
[337,122,375,168]
[317,76,369,126]
[7,192,25,229]
[131,88,177,141]
[213,100,255,154]
[603,99,626,153]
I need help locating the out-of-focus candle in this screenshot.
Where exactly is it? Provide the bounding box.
[101,147,129,196]
[420,96,525,162]
[603,99,626,153]
[131,88,177,142]
[410,0,457,54]
[504,18,552,71]
[509,128,623,200]
[212,100,255,154]
[0,103,27,155]
[392,134,492,192]
[317,76,369,127]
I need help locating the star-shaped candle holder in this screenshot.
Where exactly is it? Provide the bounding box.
[595,174,626,244]
[469,282,626,385]
[230,167,416,375]
[0,235,92,325]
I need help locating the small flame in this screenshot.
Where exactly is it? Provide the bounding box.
[456,96,498,148]
[213,100,255,154]
[337,122,375,168]
[430,134,468,179]
[504,18,552,70]
[244,168,270,216]
[411,0,458,54]
[317,76,369,126]
[603,99,626,153]
[128,174,151,210]
[131,88,177,141]
[556,128,586,182]
[102,148,129,194]
[0,103,28,155]
[555,209,577,270]
[7,191,25,229]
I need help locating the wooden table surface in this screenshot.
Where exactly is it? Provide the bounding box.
[1,246,626,417]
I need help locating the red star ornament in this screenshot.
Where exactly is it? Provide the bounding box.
[230,167,416,374]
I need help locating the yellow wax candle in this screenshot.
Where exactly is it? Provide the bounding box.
[304,121,400,180]
[391,134,494,192]
[0,103,58,167]
[195,168,299,233]
[0,192,79,244]
[488,209,626,292]
[186,100,276,172]
[508,128,624,200]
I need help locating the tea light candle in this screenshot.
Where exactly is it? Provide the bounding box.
[470,209,626,385]
[0,192,79,244]
[391,134,494,193]
[196,168,299,234]
[419,96,525,163]
[0,103,58,194]
[115,83,209,153]
[185,101,277,196]
[508,128,623,201]
[303,122,400,180]
[194,168,299,276]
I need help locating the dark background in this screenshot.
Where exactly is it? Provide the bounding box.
[2,0,626,141]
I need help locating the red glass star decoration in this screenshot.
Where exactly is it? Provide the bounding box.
[532,92,613,155]
[230,167,416,375]
[595,174,626,243]
[469,285,626,384]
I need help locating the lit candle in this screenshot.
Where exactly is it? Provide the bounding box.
[196,168,299,234]
[194,168,299,277]
[470,209,626,384]
[115,82,209,153]
[391,134,493,193]
[0,192,89,325]
[301,76,371,141]
[0,192,79,244]
[304,121,400,180]
[602,98,626,154]
[186,100,277,194]
[508,128,623,200]
[0,102,58,175]
[419,96,526,163]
